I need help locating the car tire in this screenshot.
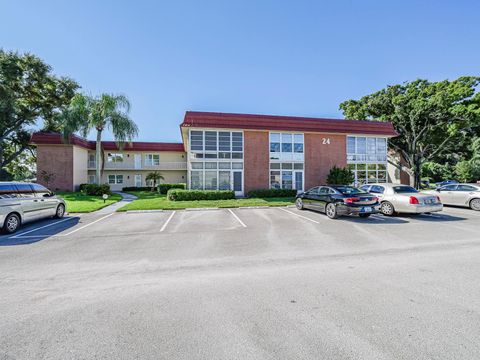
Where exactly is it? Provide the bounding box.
[380,201,395,216]
[2,213,21,234]
[55,204,66,218]
[469,198,480,211]
[359,213,371,218]
[325,203,339,219]
[295,198,304,210]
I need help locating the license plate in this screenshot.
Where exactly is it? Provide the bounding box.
[362,207,373,213]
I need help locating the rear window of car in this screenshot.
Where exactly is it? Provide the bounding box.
[333,186,366,195]
[393,186,418,193]
[0,184,18,199]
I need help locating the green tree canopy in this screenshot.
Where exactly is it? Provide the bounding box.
[0,50,79,180]
[339,77,480,187]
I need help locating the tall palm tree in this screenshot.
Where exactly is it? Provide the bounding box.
[146,171,165,191]
[61,93,138,185]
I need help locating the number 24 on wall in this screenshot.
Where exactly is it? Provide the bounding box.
[322,138,331,145]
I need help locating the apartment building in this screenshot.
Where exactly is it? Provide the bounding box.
[31,111,398,194]
[31,133,186,191]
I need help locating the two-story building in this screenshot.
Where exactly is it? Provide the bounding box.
[31,111,398,194]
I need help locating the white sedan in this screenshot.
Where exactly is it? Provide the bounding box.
[360,183,443,216]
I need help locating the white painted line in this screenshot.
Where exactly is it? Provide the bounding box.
[160,211,176,232]
[278,208,320,224]
[228,208,247,228]
[61,213,114,236]
[9,217,76,239]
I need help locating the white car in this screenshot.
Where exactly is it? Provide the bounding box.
[0,182,66,234]
[360,183,443,216]
[425,183,480,211]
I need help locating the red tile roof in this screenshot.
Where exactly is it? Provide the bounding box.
[30,132,185,152]
[181,111,398,136]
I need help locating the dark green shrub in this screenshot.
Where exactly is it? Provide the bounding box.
[247,188,297,198]
[158,183,186,194]
[79,183,88,192]
[122,186,151,192]
[167,189,235,201]
[326,165,355,185]
[82,183,111,196]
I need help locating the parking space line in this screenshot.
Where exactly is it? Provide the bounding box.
[228,209,247,228]
[278,208,320,224]
[9,217,77,239]
[61,213,114,236]
[160,211,176,232]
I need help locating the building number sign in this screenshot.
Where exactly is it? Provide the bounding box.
[322,138,331,145]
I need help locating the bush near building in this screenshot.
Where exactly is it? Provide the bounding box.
[122,186,152,192]
[167,189,235,201]
[326,166,355,185]
[247,189,297,198]
[158,183,186,194]
[79,183,111,196]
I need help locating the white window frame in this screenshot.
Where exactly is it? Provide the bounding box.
[188,130,244,160]
[107,153,124,163]
[108,174,124,184]
[269,132,304,161]
[145,153,160,166]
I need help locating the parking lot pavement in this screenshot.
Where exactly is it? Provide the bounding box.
[1,206,480,359]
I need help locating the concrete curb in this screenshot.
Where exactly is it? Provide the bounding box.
[185,207,220,211]
[126,210,164,213]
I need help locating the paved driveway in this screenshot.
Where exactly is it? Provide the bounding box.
[1,206,480,359]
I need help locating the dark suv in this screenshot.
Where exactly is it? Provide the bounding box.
[295,185,380,219]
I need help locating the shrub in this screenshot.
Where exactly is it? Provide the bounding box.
[79,183,88,192]
[326,165,354,185]
[167,189,235,201]
[158,183,186,194]
[122,186,152,192]
[247,188,297,198]
[81,183,111,196]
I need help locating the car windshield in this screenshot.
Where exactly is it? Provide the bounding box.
[332,186,366,195]
[393,186,418,193]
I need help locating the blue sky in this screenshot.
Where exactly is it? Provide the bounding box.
[1,0,479,142]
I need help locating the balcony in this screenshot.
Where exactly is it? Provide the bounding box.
[87,161,187,170]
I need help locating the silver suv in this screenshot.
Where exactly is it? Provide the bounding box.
[0,182,66,234]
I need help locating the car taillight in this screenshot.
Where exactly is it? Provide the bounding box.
[371,196,378,202]
[409,196,419,205]
[344,197,360,203]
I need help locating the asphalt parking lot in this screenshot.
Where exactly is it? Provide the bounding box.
[1,206,480,359]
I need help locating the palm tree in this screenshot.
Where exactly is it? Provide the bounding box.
[146,171,164,191]
[61,93,138,185]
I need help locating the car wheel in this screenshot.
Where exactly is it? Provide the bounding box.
[470,198,480,211]
[55,204,65,218]
[3,213,20,234]
[380,201,395,216]
[325,203,338,219]
[295,198,304,210]
[359,213,371,218]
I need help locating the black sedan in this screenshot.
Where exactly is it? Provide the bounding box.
[295,185,380,219]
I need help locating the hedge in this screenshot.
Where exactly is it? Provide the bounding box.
[79,183,111,196]
[167,189,235,201]
[158,183,186,194]
[247,188,297,198]
[122,186,152,192]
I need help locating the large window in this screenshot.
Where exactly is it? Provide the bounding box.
[189,130,243,159]
[347,136,388,185]
[270,132,304,161]
[269,163,303,191]
[189,162,243,191]
[348,163,387,185]
[108,174,124,184]
[347,136,387,162]
[145,154,160,166]
[107,153,124,163]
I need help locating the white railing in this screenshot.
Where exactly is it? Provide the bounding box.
[87,161,187,170]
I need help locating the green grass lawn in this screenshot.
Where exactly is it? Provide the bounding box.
[119,191,295,211]
[58,192,123,213]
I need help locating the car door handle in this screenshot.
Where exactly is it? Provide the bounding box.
[33,199,38,202]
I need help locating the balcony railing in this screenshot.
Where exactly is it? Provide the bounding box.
[87,161,187,170]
